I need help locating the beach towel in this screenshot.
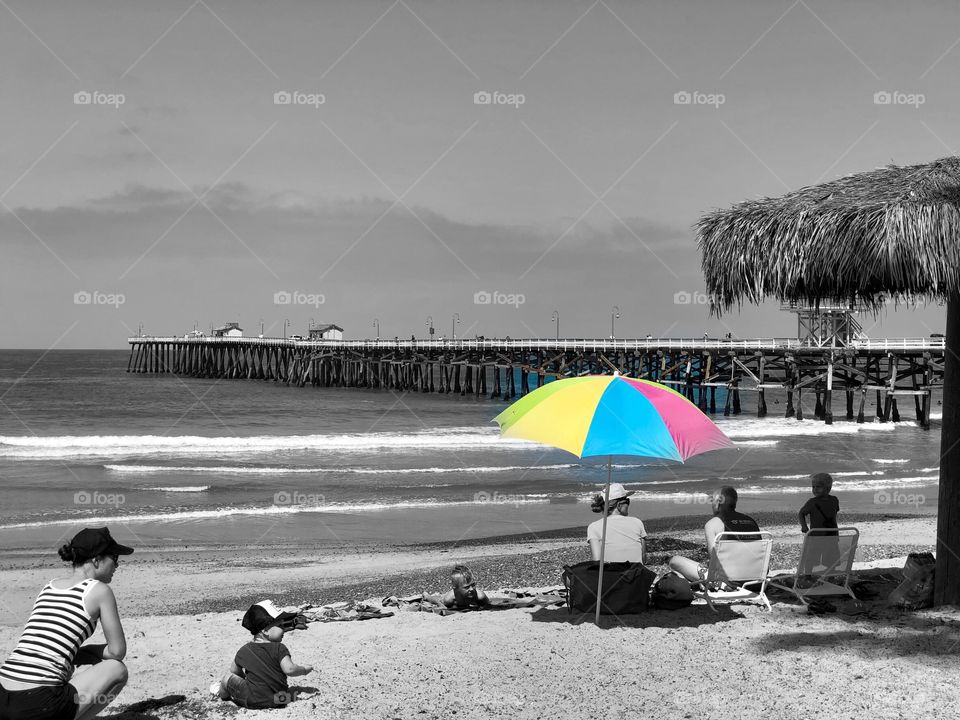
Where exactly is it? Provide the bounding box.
[380,589,566,615]
[299,602,395,623]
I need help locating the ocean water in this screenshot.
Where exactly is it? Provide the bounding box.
[0,350,941,551]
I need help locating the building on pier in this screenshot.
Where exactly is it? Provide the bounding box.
[308,323,343,341]
[212,322,243,338]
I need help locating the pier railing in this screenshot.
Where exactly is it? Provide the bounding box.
[128,336,946,352]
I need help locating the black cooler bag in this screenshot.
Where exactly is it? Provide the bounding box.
[562,561,656,615]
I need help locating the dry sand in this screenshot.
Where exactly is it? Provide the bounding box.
[0,515,954,720]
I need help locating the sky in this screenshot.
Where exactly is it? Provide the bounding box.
[1,0,957,348]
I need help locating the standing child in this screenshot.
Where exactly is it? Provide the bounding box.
[798,473,841,574]
[799,473,840,534]
[212,605,313,709]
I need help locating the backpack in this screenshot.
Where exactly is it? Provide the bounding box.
[651,573,695,610]
[562,561,656,615]
[888,552,935,610]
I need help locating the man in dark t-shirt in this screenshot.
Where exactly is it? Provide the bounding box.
[668,486,761,583]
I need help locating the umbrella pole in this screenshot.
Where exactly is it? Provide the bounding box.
[594,459,612,624]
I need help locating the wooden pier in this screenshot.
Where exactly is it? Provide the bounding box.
[126,335,946,428]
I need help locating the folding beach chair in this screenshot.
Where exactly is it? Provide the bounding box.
[769,527,859,603]
[693,531,773,612]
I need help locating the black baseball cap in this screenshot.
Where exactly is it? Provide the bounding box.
[242,603,298,636]
[70,527,134,562]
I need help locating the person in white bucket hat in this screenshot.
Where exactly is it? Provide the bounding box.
[586,483,647,563]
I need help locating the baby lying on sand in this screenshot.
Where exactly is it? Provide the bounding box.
[424,565,489,609]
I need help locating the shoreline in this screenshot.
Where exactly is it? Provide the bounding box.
[0,510,932,621]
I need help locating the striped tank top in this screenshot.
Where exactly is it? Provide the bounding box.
[0,578,99,685]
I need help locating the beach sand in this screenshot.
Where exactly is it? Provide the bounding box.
[0,512,953,719]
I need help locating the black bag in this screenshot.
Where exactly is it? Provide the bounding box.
[562,561,656,615]
[651,573,695,610]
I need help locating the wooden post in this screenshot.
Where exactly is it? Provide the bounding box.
[883,355,898,422]
[700,354,711,411]
[856,388,866,423]
[913,371,922,422]
[921,361,932,430]
[757,355,767,418]
[824,359,833,425]
[935,296,960,606]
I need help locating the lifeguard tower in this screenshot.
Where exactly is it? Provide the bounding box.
[781,301,869,347]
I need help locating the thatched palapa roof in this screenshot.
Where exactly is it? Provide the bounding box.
[697,156,960,314]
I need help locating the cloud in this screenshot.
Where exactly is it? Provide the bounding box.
[0,184,707,347]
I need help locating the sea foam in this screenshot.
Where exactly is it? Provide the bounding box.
[0,430,530,459]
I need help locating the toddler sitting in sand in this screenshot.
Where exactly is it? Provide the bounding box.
[212,606,313,709]
[425,565,489,609]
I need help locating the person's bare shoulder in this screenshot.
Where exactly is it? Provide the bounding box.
[704,516,724,537]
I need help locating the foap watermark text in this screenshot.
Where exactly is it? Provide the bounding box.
[874,490,925,508]
[474,490,528,508]
[74,490,125,507]
[474,91,525,107]
[274,91,325,108]
[474,290,525,307]
[75,291,125,308]
[673,290,715,306]
[274,291,325,308]
[274,491,326,506]
[674,91,725,108]
[673,492,712,505]
[74,91,125,108]
[874,90,925,108]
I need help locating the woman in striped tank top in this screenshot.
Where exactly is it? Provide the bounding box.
[0,527,133,720]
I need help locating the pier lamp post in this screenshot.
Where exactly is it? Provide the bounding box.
[259,318,264,337]
[551,310,559,341]
[138,322,143,338]
[283,319,290,339]
[452,313,460,340]
[611,306,621,340]
[426,315,434,340]
[373,318,380,340]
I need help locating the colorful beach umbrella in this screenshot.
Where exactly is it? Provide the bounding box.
[494,373,735,622]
